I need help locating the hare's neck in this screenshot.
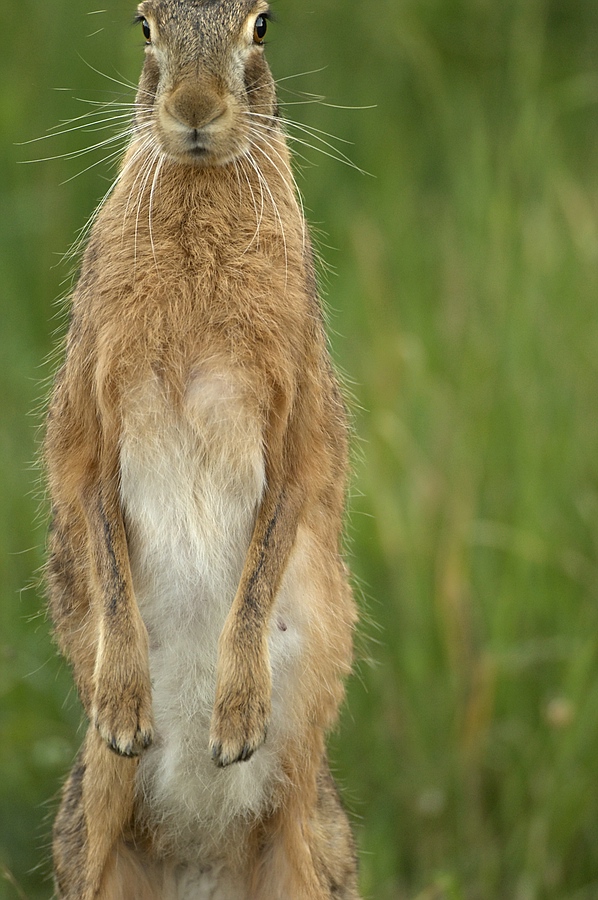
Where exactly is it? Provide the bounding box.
[110,132,302,252]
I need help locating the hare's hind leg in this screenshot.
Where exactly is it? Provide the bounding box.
[310,758,360,899]
[253,755,360,900]
[53,727,138,900]
[97,841,168,900]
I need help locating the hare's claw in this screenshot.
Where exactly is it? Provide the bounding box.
[100,721,153,758]
[209,693,269,768]
[93,678,154,757]
[209,732,267,768]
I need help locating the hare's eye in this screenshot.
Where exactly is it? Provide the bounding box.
[140,17,152,43]
[253,15,268,44]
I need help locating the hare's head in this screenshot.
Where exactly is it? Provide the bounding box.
[134,0,277,167]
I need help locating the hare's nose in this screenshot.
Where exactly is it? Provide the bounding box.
[164,85,227,132]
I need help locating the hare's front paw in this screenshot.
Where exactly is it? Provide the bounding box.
[209,652,271,768]
[93,672,154,758]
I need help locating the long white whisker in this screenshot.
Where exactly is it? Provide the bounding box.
[247,110,355,147]
[60,141,130,185]
[57,122,153,186]
[77,56,156,102]
[277,96,328,107]
[63,165,124,264]
[68,97,137,110]
[245,117,324,176]
[134,147,162,267]
[246,129,307,253]
[236,154,265,255]
[245,108,371,176]
[231,157,243,208]
[122,137,157,238]
[19,112,138,145]
[65,135,154,264]
[275,67,329,84]
[148,153,165,266]
[287,100,377,111]
[251,118,370,176]
[20,127,140,165]
[275,81,376,112]
[280,121,366,172]
[64,97,137,110]
[249,121,317,171]
[243,149,289,286]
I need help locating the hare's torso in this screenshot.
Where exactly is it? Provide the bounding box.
[52,150,351,884]
[120,364,301,847]
[107,173,311,854]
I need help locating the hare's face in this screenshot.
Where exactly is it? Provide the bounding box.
[135,0,276,167]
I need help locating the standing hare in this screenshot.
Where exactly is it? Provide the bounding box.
[45,1,360,897]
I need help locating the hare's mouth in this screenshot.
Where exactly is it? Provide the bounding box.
[188,141,209,158]
[157,126,250,168]
[167,137,237,167]
[156,120,245,167]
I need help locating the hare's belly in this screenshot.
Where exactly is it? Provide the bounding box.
[118,371,285,847]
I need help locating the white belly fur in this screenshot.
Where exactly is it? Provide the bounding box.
[119,369,304,868]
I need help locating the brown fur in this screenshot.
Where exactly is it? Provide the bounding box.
[46,1,359,897]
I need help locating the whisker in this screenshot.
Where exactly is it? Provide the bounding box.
[63,177,117,264]
[77,56,156,102]
[64,135,154,263]
[243,149,289,285]
[245,128,307,252]
[231,157,243,207]
[148,153,166,266]
[292,100,377,111]
[134,147,162,267]
[236,154,265,254]
[281,124,366,171]
[60,140,131,184]
[248,117,343,177]
[245,107,371,175]
[275,81,376,112]
[19,112,137,145]
[19,127,138,164]
[248,110,355,147]
[68,97,137,108]
[275,67,328,84]
[250,118,371,176]
[122,137,157,237]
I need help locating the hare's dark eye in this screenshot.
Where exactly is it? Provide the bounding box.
[140,17,151,43]
[253,15,268,44]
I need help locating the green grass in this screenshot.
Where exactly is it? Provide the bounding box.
[2,0,598,898]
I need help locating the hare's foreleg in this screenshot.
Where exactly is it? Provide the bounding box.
[85,477,154,758]
[209,383,307,767]
[209,479,304,767]
[47,370,153,758]
[50,484,153,758]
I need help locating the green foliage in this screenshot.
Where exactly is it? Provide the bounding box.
[2,0,598,897]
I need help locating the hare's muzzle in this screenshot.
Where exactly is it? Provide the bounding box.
[165,84,227,132]
[156,80,247,167]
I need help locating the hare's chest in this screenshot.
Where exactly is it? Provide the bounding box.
[119,367,265,622]
[119,366,264,687]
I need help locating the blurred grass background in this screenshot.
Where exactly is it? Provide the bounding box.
[2,0,598,897]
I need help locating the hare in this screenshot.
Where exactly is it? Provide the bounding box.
[45,1,360,898]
